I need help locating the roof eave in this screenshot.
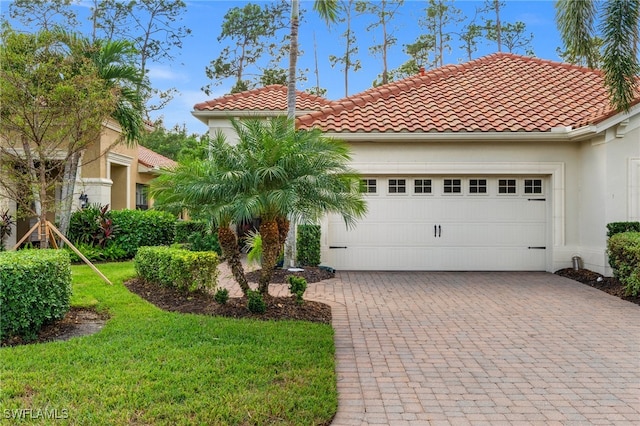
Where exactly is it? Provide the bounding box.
[192,109,320,124]
[320,129,583,142]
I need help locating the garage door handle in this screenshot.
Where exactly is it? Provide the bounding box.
[434,225,437,237]
[438,225,441,237]
[329,246,347,249]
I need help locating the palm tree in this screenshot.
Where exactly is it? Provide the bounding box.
[55,30,146,237]
[229,117,366,294]
[150,139,252,296]
[287,0,338,118]
[556,0,640,112]
[152,117,367,299]
[285,0,339,267]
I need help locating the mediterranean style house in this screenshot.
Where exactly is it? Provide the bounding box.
[0,119,176,248]
[194,53,640,275]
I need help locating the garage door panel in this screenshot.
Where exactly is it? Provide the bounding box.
[325,176,548,271]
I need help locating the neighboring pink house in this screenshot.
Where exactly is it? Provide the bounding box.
[194,53,640,274]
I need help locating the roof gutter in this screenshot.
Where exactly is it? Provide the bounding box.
[191,109,319,125]
[320,129,586,143]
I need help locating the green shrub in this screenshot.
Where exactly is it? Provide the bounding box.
[65,241,129,263]
[287,275,308,304]
[297,225,321,267]
[187,231,221,254]
[135,246,219,292]
[247,290,266,314]
[214,287,229,305]
[607,222,640,238]
[174,221,207,244]
[0,249,72,340]
[67,204,103,245]
[111,210,176,258]
[607,232,640,296]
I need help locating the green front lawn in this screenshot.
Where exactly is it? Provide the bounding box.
[0,262,337,425]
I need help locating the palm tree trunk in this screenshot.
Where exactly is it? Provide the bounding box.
[217,225,250,296]
[287,0,299,119]
[258,218,280,295]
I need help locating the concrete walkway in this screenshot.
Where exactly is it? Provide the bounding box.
[219,268,640,425]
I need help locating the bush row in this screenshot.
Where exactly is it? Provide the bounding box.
[135,246,219,292]
[607,222,640,238]
[67,207,221,262]
[607,232,640,296]
[0,249,72,340]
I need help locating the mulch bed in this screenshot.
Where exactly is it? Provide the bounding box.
[555,268,640,306]
[8,266,636,347]
[1,307,109,347]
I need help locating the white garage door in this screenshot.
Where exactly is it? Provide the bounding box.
[325,176,548,271]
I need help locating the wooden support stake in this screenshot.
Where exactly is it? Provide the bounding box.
[46,221,112,285]
[12,221,40,250]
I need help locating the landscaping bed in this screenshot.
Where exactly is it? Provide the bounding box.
[555,268,640,306]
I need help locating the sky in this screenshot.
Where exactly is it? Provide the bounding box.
[1,0,565,135]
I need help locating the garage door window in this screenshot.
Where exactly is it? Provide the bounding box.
[389,179,406,194]
[524,179,543,194]
[443,179,462,194]
[498,179,517,194]
[361,179,377,193]
[414,179,432,194]
[469,179,487,194]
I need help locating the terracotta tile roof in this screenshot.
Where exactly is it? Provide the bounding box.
[297,53,640,133]
[138,146,177,169]
[193,84,333,112]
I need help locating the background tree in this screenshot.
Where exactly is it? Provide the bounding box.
[90,0,191,114]
[420,0,463,68]
[0,28,116,247]
[556,0,640,112]
[203,2,288,95]
[482,0,504,52]
[329,0,361,97]
[8,0,78,31]
[139,121,209,161]
[52,31,146,238]
[556,36,604,68]
[499,21,534,55]
[356,0,403,86]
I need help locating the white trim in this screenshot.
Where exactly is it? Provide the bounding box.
[630,158,640,220]
[106,153,132,209]
[107,152,133,167]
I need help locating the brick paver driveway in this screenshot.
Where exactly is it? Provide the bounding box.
[304,272,640,425]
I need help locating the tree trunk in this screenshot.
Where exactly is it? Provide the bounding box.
[258,218,280,295]
[287,0,299,119]
[217,225,250,296]
[283,0,299,267]
[57,151,82,245]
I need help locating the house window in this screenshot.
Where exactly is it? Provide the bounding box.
[136,184,149,210]
[414,179,432,194]
[389,179,406,194]
[361,179,377,194]
[443,178,462,194]
[469,179,487,194]
[524,179,543,194]
[498,179,517,194]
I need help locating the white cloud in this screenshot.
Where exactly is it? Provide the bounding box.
[147,65,184,82]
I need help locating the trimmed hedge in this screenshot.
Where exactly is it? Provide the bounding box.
[0,249,72,340]
[296,225,321,267]
[607,232,640,296]
[110,210,176,258]
[135,246,219,292]
[607,222,640,238]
